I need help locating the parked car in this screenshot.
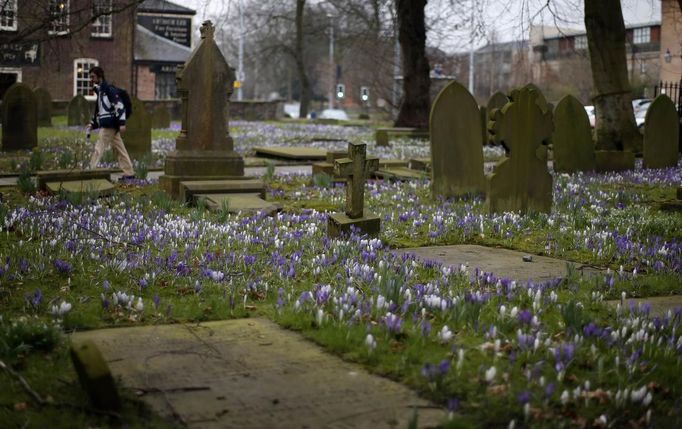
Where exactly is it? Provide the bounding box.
[283,103,301,118]
[319,109,350,121]
[584,105,596,127]
[632,98,652,115]
[635,104,650,129]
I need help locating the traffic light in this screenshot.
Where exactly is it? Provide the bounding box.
[360,86,369,102]
[336,83,345,99]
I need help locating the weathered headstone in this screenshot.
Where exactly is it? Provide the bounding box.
[125,97,151,160]
[328,142,380,237]
[159,21,244,198]
[486,92,509,145]
[70,339,121,411]
[552,94,595,173]
[430,81,486,197]
[1,83,37,151]
[151,104,171,129]
[488,87,553,214]
[67,94,91,126]
[595,150,635,172]
[643,94,679,169]
[34,87,52,127]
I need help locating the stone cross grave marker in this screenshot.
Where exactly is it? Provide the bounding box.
[335,142,379,219]
[125,97,151,160]
[34,87,52,127]
[552,94,595,173]
[1,83,37,151]
[643,94,679,169]
[430,80,486,198]
[488,86,553,214]
[67,94,91,126]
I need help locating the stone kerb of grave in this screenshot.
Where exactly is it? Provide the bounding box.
[34,87,53,127]
[643,94,679,169]
[151,104,171,129]
[67,94,92,126]
[488,87,553,214]
[552,94,596,173]
[159,20,244,198]
[70,339,121,411]
[430,80,486,198]
[328,142,380,237]
[1,82,37,151]
[125,97,152,160]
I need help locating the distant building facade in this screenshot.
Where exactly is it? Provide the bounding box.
[660,0,682,83]
[0,0,194,101]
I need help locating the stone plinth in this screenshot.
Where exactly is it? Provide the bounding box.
[328,211,381,238]
[178,178,264,203]
[70,340,121,411]
[595,151,635,172]
[37,169,112,191]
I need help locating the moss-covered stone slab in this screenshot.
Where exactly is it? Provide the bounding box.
[254,146,327,160]
[37,169,112,190]
[1,83,37,152]
[125,98,151,160]
[34,87,52,127]
[46,179,115,197]
[409,158,431,171]
[373,167,426,180]
[72,319,445,427]
[200,193,280,215]
[487,87,553,214]
[179,178,264,203]
[67,94,91,126]
[70,339,121,411]
[595,150,635,172]
[552,94,595,173]
[375,127,429,147]
[312,161,334,176]
[430,81,486,198]
[328,211,381,238]
[325,150,347,162]
[379,158,408,168]
[151,104,171,129]
[643,94,679,169]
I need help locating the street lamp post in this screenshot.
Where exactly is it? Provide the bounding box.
[328,14,334,110]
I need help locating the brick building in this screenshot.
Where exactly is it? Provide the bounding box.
[0,0,194,102]
[660,0,682,83]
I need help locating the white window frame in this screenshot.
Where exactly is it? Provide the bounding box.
[574,35,587,50]
[0,67,22,82]
[0,0,17,31]
[91,0,112,38]
[48,0,69,36]
[633,27,650,45]
[73,58,98,100]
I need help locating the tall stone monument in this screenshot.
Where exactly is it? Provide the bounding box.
[430,81,486,198]
[643,94,679,169]
[328,142,380,237]
[34,87,53,127]
[160,21,244,197]
[1,83,37,151]
[552,94,595,173]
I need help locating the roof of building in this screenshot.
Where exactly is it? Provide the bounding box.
[476,40,529,54]
[138,0,196,15]
[135,24,192,63]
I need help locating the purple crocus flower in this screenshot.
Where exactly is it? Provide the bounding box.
[517,391,531,405]
[517,309,533,325]
[153,294,160,310]
[53,259,72,274]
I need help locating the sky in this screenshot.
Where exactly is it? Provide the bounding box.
[179,0,662,52]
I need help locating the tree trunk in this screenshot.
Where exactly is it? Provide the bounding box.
[295,0,311,118]
[395,0,430,128]
[584,0,641,151]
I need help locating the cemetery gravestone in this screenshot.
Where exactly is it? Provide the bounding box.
[151,104,171,129]
[1,83,37,151]
[328,142,380,237]
[430,81,486,197]
[486,92,509,145]
[552,94,595,173]
[159,21,244,198]
[488,87,553,214]
[70,339,121,411]
[643,94,679,169]
[67,94,91,126]
[125,98,151,160]
[34,87,52,127]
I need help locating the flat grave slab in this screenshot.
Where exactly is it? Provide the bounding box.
[374,167,426,181]
[46,179,115,197]
[396,244,601,282]
[409,158,431,171]
[179,179,265,203]
[72,319,445,428]
[606,295,682,318]
[199,193,280,215]
[37,168,113,190]
[254,146,327,160]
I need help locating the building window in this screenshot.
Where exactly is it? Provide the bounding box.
[91,0,112,37]
[574,35,587,50]
[74,58,98,99]
[49,0,69,35]
[0,0,17,31]
[633,27,650,44]
[155,73,176,99]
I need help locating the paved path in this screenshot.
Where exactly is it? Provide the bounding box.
[73,319,445,429]
[396,244,601,283]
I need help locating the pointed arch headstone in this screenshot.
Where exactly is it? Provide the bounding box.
[67,94,91,126]
[34,87,52,127]
[643,94,679,169]
[125,98,151,160]
[552,94,595,173]
[1,83,37,151]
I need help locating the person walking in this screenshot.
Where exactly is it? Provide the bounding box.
[86,66,135,180]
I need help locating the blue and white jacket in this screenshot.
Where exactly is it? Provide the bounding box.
[90,80,126,130]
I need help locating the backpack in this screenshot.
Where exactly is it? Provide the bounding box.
[108,85,133,120]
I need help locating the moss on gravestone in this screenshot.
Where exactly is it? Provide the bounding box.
[643,94,679,169]
[553,94,595,173]
[1,83,37,151]
[70,339,121,411]
[34,87,52,127]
